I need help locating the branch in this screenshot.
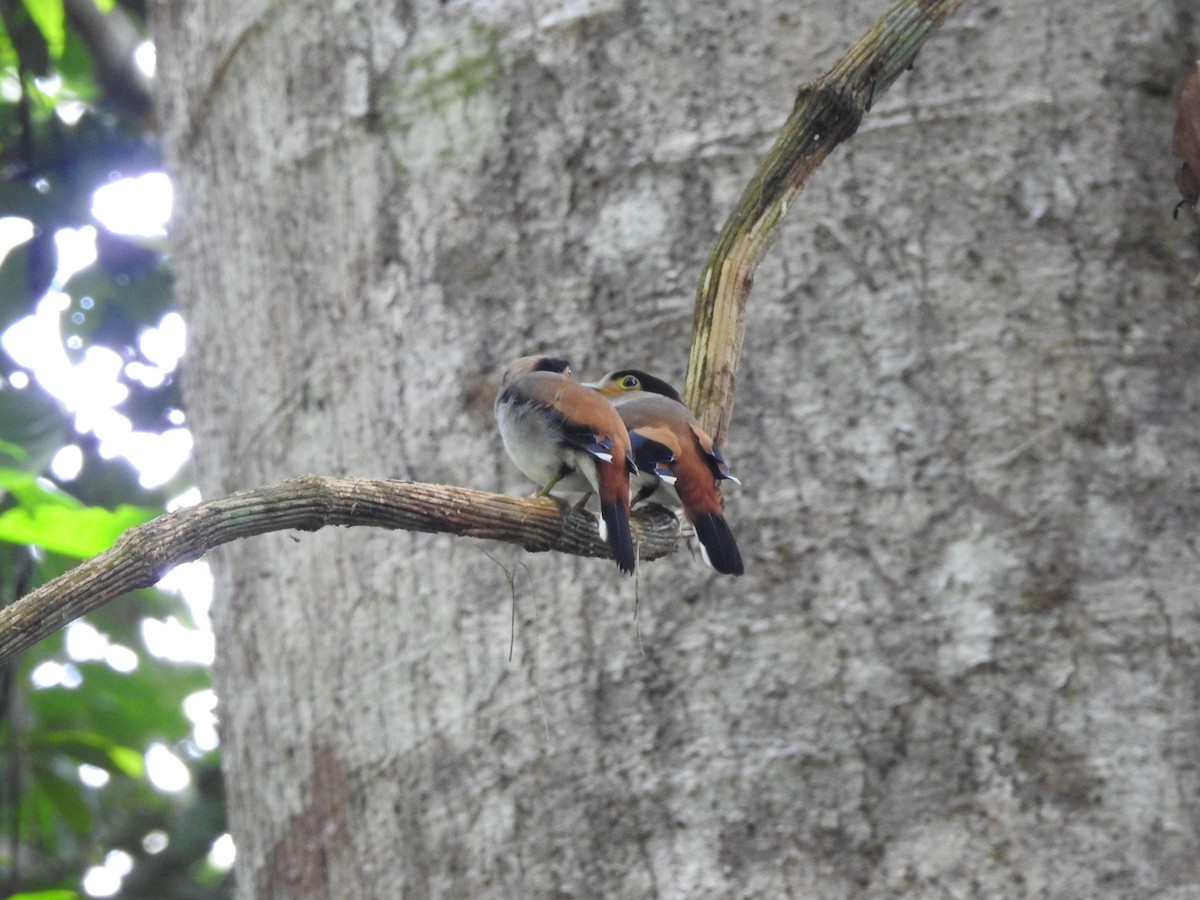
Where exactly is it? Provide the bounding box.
[63,0,153,119]
[0,476,681,665]
[0,0,971,664]
[684,0,968,443]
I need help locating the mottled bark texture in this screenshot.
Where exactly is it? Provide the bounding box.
[153,0,1200,896]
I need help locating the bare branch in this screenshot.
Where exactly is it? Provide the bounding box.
[0,476,681,665]
[0,0,971,665]
[685,0,969,444]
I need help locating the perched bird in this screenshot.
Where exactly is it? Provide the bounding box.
[587,369,744,576]
[495,355,638,574]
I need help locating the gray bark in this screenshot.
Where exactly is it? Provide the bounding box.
[153,0,1200,896]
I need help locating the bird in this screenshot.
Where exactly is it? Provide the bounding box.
[495,355,638,574]
[586,369,744,576]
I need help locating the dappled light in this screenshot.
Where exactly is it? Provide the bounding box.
[50,443,83,480]
[141,616,214,666]
[82,850,134,897]
[145,743,190,793]
[79,762,111,788]
[30,659,82,689]
[93,173,172,238]
[0,10,227,893]
[209,834,236,871]
[1,206,189,488]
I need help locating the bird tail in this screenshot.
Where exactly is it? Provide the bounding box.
[596,460,636,574]
[691,512,744,576]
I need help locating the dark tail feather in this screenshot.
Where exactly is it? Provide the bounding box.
[692,513,744,576]
[600,499,636,575]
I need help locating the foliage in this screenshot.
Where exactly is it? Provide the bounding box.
[0,1,229,897]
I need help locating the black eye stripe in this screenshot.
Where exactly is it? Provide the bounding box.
[533,357,571,375]
[603,370,684,403]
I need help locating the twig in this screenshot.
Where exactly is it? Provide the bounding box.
[685,0,969,443]
[0,476,680,665]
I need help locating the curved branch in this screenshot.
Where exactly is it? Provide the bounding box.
[0,476,681,664]
[0,0,970,666]
[685,0,968,443]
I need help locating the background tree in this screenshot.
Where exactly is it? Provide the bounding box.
[0,1,228,896]
[151,0,1200,896]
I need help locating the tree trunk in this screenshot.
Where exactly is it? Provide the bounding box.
[153,0,1200,896]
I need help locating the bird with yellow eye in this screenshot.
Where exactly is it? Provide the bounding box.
[584,369,744,576]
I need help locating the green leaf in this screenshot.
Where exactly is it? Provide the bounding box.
[0,387,70,473]
[55,28,97,99]
[20,0,64,59]
[0,501,155,556]
[0,435,27,459]
[0,466,64,506]
[0,35,16,71]
[91,0,113,11]
[0,228,57,323]
[32,729,146,778]
[0,0,50,76]
[106,742,145,778]
[29,658,206,744]
[32,765,92,834]
[0,468,158,555]
[6,890,80,900]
